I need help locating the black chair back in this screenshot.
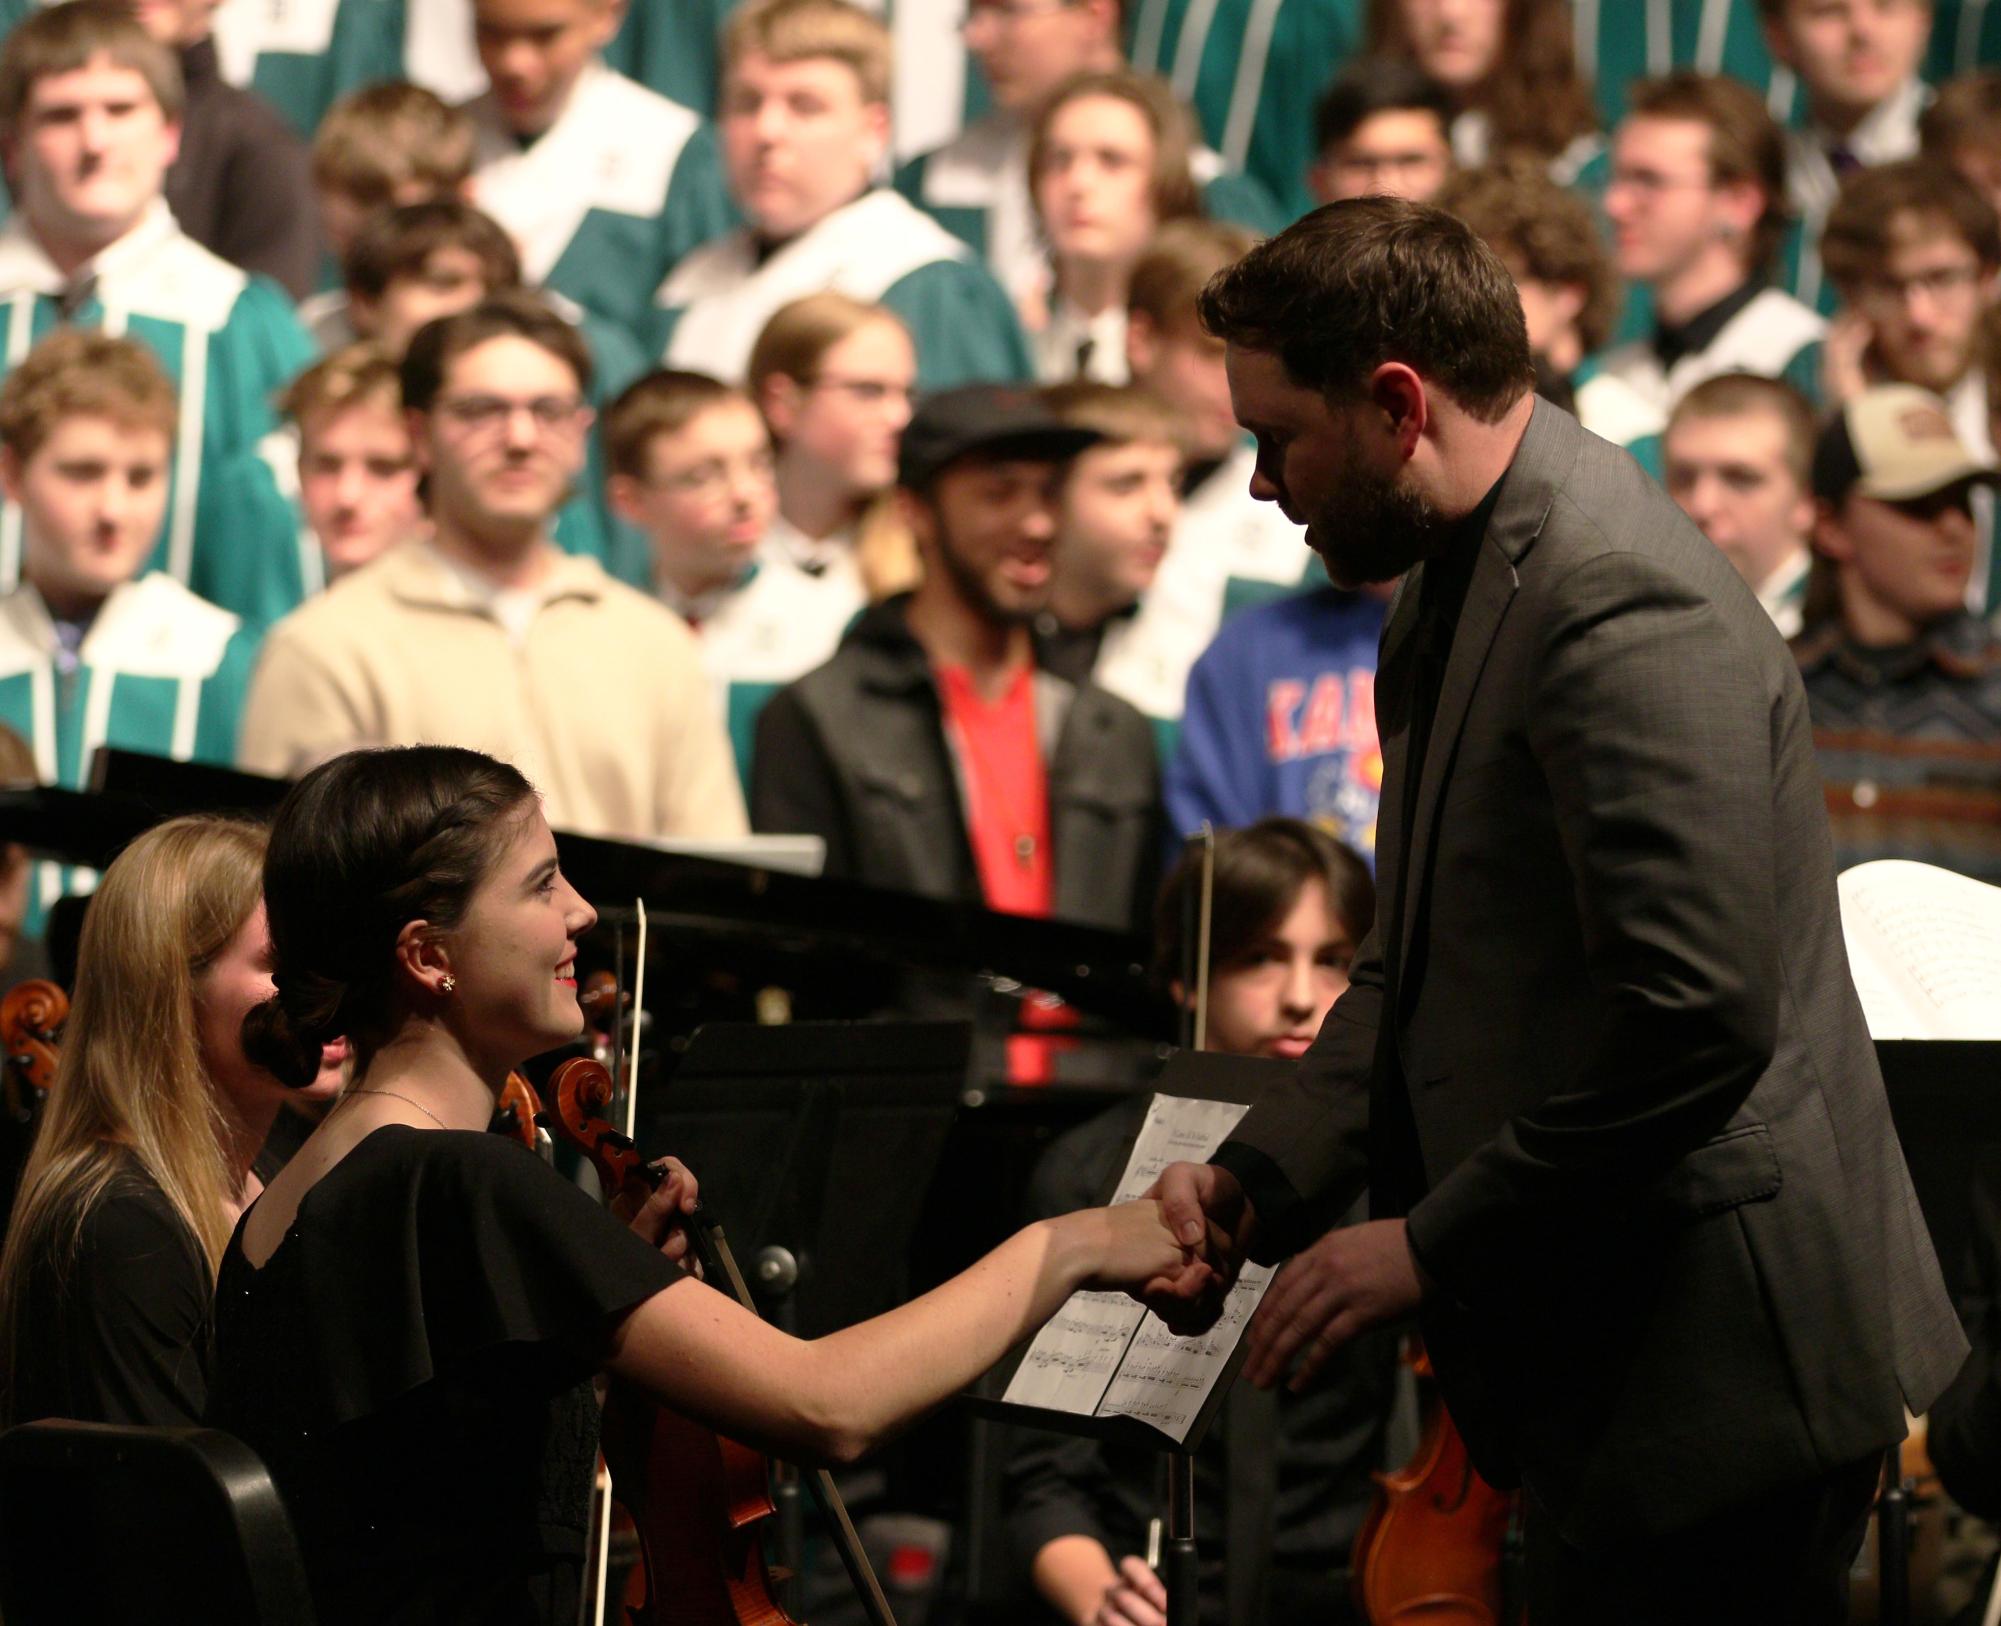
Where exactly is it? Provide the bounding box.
[0,1419,315,1625]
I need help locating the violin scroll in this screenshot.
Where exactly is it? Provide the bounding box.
[548,1056,652,1207]
[1,978,67,1124]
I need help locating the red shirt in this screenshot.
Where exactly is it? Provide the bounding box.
[934,660,1053,919]
[936,660,1070,1083]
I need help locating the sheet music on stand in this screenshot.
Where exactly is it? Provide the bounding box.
[1839,860,2001,1039]
[1837,861,2001,1626]
[998,1083,1278,1446]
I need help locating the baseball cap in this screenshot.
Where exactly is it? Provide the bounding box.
[1811,384,1998,505]
[897,385,1104,490]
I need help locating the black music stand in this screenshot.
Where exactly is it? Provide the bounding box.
[634,1018,971,1616]
[964,1050,1287,1626]
[1876,1040,2001,1626]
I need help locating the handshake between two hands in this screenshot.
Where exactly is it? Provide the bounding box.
[1125,1161,1429,1393]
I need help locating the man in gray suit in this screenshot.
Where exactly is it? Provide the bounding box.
[1140,198,1967,1620]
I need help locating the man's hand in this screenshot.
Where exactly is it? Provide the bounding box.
[1821,309,1872,406]
[1133,1162,1256,1334]
[1245,1218,1425,1391]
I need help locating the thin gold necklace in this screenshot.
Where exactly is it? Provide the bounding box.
[348,1089,449,1131]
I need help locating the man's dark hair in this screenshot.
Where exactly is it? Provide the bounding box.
[1313,57,1453,157]
[1921,68,2001,160]
[345,199,522,303]
[1820,159,2001,294]
[244,746,537,1086]
[1437,156,1619,356]
[1197,197,1535,420]
[400,292,593,415]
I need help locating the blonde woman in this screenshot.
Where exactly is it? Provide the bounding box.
[0,817,342,1427]
[749,291,921,601]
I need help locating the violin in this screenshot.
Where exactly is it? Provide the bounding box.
[0,978,66,1124]
[494,1072,548,1155]
[1350,1340,1518,1625]
[546,1055,897,1626]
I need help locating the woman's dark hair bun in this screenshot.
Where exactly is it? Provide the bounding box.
[241,984,338,1091]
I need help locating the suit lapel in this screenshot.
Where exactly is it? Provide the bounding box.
[1372,565,1424,995]
[1395,543,1518,985]
[1392,400,1578,997]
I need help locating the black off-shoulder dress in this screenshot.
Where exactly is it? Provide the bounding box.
[209,1126,686,1626]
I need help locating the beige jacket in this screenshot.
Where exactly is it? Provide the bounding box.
[238,541,746,840]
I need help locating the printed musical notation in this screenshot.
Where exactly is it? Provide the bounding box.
[1097,1262,1275,1440]
[1003,1291,1146,1413]
[1001,1094,1278,1443]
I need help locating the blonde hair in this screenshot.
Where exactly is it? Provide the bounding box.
[747,292,918,598]
[277,341,403,438]
[0,329,177,464]
[723,0,891,106]
[747,290,908,404]
[1041,380,1187,451]
[311,80,476,205]
[0,816,267,1424]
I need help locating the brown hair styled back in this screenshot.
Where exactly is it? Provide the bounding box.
[1820,159,2001,296]
[0,329,176,463]
[277,342,403,437]
[746,291,911,424]
[400,291,593,415]
[1198,197,1535,421]
[1364,0,1595,162]
[1625,72,1791,276]
[1127,218,1258,333]
[243,746,539,1088]
[1153,818,1374,990]
[311,80,476,205]
[604,369,756,480]
[1029,70,1205,234]
[0,0,182,143]
[1437,156,1620,357]
[344,199,522,303]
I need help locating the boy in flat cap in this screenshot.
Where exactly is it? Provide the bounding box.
[1795,382,2001,880]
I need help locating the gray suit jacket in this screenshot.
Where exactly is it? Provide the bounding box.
[1218,401,1966,1550]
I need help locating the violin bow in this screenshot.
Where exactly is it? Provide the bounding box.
[583,900,649,1626]
[1192,824,1216,1053]
[632,892,899,1626]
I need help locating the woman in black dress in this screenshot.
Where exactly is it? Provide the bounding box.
[208,744,1185,1626]
[0,815,344,1427]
